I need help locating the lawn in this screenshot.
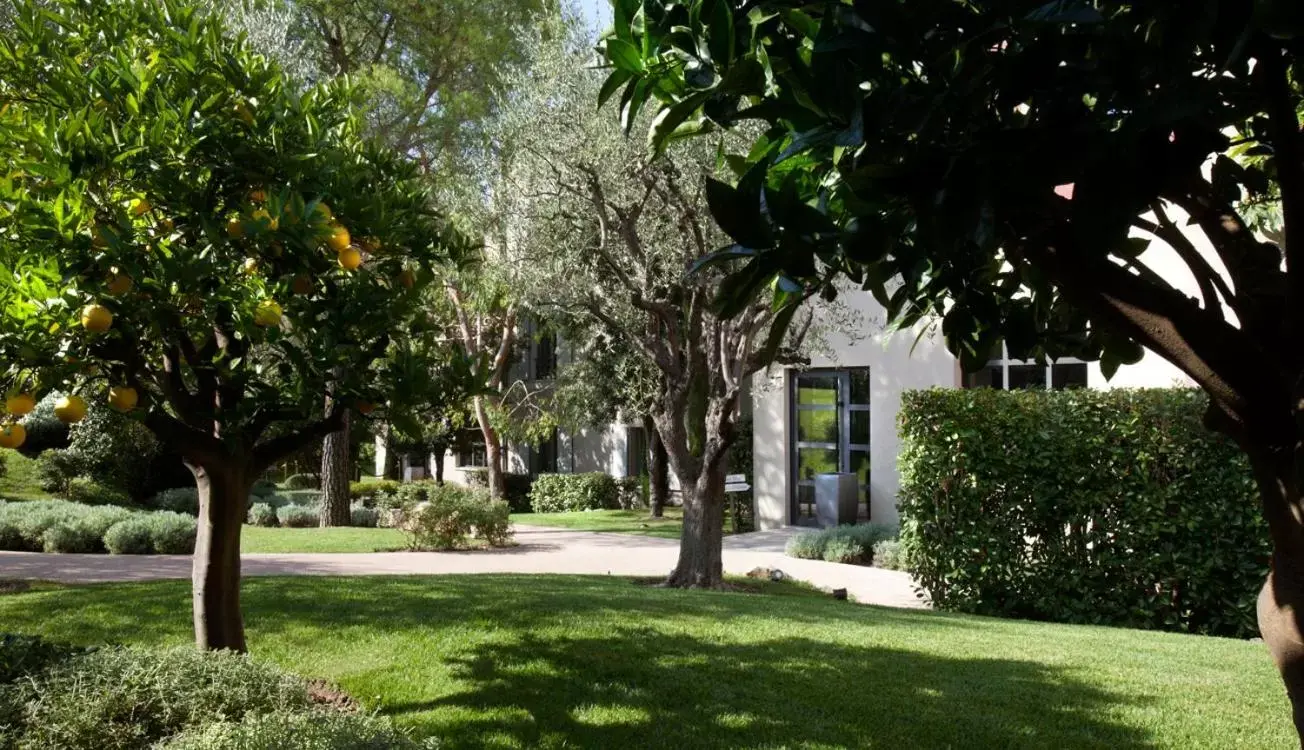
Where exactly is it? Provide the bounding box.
[0,452,55,502]
[510,508,684,538]
[0,575,1291,749]
[240,525,406,553]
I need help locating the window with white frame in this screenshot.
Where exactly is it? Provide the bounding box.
[965,343,1089,390]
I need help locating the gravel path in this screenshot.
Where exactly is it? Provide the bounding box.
[0,525,927,609]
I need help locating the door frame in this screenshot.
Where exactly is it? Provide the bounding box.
[788,368,872,524]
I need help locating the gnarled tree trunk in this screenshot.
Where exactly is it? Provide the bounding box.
[1248,442,1304,742]
[190,461,253,652]
[666,460,726,587]
[320,408,351,527]
[645,414,669,518]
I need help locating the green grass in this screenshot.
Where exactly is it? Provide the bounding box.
[510,508,684,538]
[0,451,55,501]
[0,575,1290,749]
[240,526,406,553]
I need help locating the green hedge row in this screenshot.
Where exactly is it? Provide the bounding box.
[897,388,1270,638]
[529,473,622,513]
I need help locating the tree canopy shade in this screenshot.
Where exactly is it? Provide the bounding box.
[0,0,459,650]
[599,0,1304,737]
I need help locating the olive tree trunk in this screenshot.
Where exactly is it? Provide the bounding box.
[645,414,669,518]
[320,408,351,527]
[665,461,726,587]
[190,461,253,652]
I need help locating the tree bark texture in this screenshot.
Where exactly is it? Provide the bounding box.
[645,414,669,518]
[190,462,252,652]
[431,441,447,485]
[666,460,726,587]
[321,408,351,527]
[474,395,506,500]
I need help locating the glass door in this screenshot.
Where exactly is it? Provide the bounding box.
[791,369,871,523]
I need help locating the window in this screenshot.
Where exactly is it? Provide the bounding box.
[965,343,1088,390]
[625,425,648,478]
[791,368,871,523]
[534,332,557,380]
[532,430,558,475]
[456,431,487,468]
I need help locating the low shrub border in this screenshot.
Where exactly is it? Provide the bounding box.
[785,524,898,566]
[0,500,196,555]
[897,387,1271,638]
[529,473,621,513]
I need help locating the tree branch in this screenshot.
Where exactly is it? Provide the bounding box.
[252,404,348,475]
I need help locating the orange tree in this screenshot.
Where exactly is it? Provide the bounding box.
[0,0,458,650]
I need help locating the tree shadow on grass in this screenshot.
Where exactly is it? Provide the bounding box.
[391,628,1157,750]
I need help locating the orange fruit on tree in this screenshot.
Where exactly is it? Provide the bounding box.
[356,401,376,415]
[81,303,113,333]
[130,198,151,216]
[53,395,87,424]
[311,202,333,223]
[226,218,245,239]
[157,217,175,234]
[4,393,35,416]
[233,100,255,126]
[291,275,313,296]
[337,246,362,271]
[108,385,138,412]
[107,268,133,296]
[397,269,415,289]
[91,225,111,248]
[326,223,351,253]
[251,208,278,231]
[0,423,26,449]
[253,300,282,327]
[249,188,267,203]
[241,257,259,276]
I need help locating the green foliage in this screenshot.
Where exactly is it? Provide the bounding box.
[0,0,458,486]
[0,634,88,685]
[276,504,320,529]
[283,474,321,491]
[65,477,132,508]
[464,469,532,513]
[529,473,622,513]
[250,480,278,498]
[349,505,379,528]
[784,524,897,565]
[34,450,80,495]
[160,710,428,750]
[247,503,278,528]
[349,479,400,507]
[872,540,907,572]
[16,394,71,457]
[599,1,1293,404]
[898,388,1271,638]
[402,486,512,550]
[2,646,312,750]
[103,518,155,555]
[146,512,197,555]
[148,487,199,516]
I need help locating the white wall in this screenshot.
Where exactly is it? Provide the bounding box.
[752,302,958,530]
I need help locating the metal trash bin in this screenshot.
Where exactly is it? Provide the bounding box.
[814,473,859,528]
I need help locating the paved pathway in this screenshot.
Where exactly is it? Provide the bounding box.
[0,525,927,610]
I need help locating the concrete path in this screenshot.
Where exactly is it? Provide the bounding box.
[0,525,927,610]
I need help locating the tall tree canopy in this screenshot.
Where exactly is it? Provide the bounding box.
[0,0,459,650]
[600,0,1304,736]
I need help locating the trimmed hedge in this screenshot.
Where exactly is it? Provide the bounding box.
[897,388,1270,638]
[529,473,621,513]
[0,500,194,555]
[785,524,897,565]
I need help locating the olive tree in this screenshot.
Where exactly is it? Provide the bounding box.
[601,0,1304,736]
[491,40,814,587]
[0,0,457,650]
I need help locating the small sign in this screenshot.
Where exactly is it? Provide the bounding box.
[725,474,750,493]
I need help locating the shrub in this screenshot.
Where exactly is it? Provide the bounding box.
[66,476,133,507]
[149,487,199,515]
[17,393,72,458]
[898,387,1272,638]
[349,479,400,507]
[464,469,533,512]
[103,519,156,555]
[282,473,320,490]
[277,504,320,528]
[3,646,312,750]
[247,503,279,528]
[783,531,826,561]
[41,523,103,554]
[529,473,621,513]
[148,512,197,554]
[250,479,279,498]
[403,486,512,550]
[821,535,869,564]
[0,634,89,685]
[785,524,896,565]
[873,540,906,571]
[350,505,380,528]
[278,489,323,506]
[35,449,80,494]
[161,710,425,750]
